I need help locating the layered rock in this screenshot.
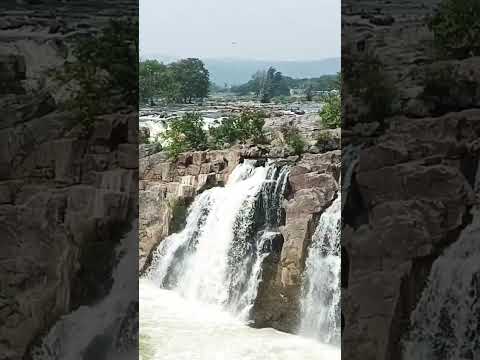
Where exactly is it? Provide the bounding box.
[342,1,480,358]
[0,5,137,359]
[139,149,241,270]
[139,145,341,332]
[253,151,340,332]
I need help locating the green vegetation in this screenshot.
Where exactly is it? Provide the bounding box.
[280,125,306,155]
[161,113,208,157]
[343,51,394,123]
[139,58,210,105]
[209,110,267,148]
[54,19,138,129]
[161,110,267,157]
[320,93,341,129]
[231,71,338,101]
[319,72,341,129]
[230,67,289,102]
[429,0,480,59]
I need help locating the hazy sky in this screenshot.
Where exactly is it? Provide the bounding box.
[140,0,340,61]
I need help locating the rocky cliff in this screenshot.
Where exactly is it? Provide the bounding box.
[0,4,137,359]
[139,142,340,332]
[342,0,480,358]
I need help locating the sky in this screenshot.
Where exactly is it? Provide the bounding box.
[139,0,340,61]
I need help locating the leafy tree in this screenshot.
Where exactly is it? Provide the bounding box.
[55,19,138,129]
[209,110,266,148]
[231,73,338,97]
[260,67,290,103]
[139,60,168,104]
[320,93,341,129]
[429,0,480,58]
[139,57,210,105]
[161,113,208,157]
[170,58,210,103]
[306,85,313,101]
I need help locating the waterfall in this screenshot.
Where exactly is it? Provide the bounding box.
[31,221,138,360]
[146,160,290,320]
[300,195,341,345]
[342,144,360,213]
[403,162,480,359]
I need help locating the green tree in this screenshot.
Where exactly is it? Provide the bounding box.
[429,0,480,58]
[55,19,138,129]
[320,93,341,129]
[139,60,168,104]
[209,110,266,148]
[272,70,290,97]
[170,58,210,103]
[305,85,313,101]
[161,113,208,157]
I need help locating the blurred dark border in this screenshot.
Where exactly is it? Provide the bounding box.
[0,1,139,359]
[342,0,480,359]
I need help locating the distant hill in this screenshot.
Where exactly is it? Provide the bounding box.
[141,54,340,86]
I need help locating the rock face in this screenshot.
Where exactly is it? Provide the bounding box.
[139,145,341,332]
[0,4,137,359]
[139,149,241,270]
[342,1,480,359]
[253,151,340,332]
[343,114,478,360]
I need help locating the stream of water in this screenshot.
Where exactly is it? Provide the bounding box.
[142,161,341,359]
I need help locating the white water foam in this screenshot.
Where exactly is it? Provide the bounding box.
[300,196,341,345]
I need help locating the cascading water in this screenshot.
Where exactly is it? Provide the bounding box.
[141,160,340,360]
[300,196,341,345]
[342,144,361,213]
[402,162,480,359]
[146,160,289,319]
[30,221,139,360]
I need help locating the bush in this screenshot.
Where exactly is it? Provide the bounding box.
[422,64,477,114]
[280,125,306,155]
[347,52,395,123]
[161,113,208,158]
[320,94,341,129]
[209,110,266,148]
[429,0,480,59]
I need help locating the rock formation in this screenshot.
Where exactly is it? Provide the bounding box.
[0,3,137,359]
[139,141,340,332]
[342,0,480,358]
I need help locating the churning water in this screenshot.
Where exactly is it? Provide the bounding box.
[31,222,138,360]
[300,196,341,344]
[140,278,339,360]
[142,160,341,359]
[403,162,480,359]
[146,160,289,318]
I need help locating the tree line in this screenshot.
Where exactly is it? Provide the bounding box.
[229,68,339,102]
[139,58,210,105]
